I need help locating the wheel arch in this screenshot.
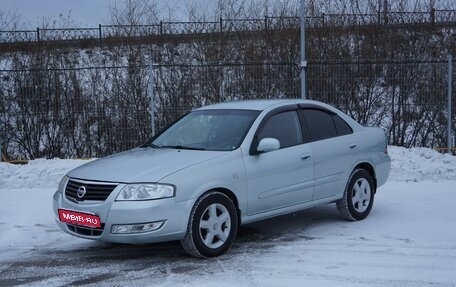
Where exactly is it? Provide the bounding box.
[353,162,377,191]
[200,187,242,225]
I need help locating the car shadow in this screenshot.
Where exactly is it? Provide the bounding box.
[49,203,342,261]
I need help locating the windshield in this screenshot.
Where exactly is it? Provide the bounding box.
[152,109,260,151]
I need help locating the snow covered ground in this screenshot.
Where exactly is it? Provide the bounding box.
[0,146,455,286]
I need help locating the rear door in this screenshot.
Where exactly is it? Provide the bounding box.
[299,108,358,200]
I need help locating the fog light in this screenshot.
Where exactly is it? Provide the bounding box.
[111,221,164,234]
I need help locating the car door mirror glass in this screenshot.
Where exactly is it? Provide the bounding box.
[257,138,280,153]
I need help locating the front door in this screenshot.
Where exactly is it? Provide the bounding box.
[243,110,314,215]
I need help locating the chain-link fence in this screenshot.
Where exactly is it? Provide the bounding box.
[308,60,455,148]
[153,62,300,129]
[0,60,454,160]
[1,10,456,44]
[0,62,300,159]
[0,66,151,159]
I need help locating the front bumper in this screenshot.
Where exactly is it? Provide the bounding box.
[53,184,191,244]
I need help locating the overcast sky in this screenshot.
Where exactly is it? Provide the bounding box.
[0,0,197,28]
[1,0,446,30]
[1,0,111,27]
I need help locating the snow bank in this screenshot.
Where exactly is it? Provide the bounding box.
[0,158,93,189]
[388,146,456,182]
[0,146,455,189]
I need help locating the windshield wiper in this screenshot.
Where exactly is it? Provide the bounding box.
[159,145,207,151]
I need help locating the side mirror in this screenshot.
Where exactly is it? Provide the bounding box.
[257,138,280,153]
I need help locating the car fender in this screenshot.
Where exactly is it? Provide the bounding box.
[158,149,248,215]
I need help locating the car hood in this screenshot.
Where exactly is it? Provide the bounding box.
[67,147,226,183]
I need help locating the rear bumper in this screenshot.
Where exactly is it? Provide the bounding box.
[53,187,192,244]
[375,154,391,188]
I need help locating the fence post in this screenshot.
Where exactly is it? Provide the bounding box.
[0,137,2,162]
[99,24,102,42]
[149,60,156,137]
[300,0,307,99]
[220,17,223,33]
[264,15,268,31]
[430,8,435,24]
[36,27,40,41]
[448,55,453,154]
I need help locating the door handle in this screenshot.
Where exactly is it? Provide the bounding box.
[300,154,311,160]
[349,143,357,149]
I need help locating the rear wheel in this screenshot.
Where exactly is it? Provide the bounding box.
[181,192,238,258]
[337,169,375,221]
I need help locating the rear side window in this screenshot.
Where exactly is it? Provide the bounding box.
[333,115,353,136]
[257,111,303,149]
[300,109,337,141]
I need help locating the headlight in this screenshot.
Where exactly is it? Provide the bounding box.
[116,183,175,201]
[58,176,69,193]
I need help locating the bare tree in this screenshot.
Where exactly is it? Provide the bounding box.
[0,8,20,31]
[1,0,456,159]
[109,0,159,25]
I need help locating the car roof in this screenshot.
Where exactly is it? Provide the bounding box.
[196,99,364,130]
[196,99,312,111]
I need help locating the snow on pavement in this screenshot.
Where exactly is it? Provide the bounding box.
[0,146,455,286]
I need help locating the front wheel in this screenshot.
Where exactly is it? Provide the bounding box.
[337,169,375,221]
[181,192,238,258]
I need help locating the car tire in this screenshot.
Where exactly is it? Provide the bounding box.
[337,169,375,221]
[181,191,238,258]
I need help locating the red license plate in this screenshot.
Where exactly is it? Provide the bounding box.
[58,209,101,228]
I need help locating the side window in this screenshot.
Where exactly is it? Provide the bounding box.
[257,111,303,149]
[333,115,353,136]
[301,109,337,141]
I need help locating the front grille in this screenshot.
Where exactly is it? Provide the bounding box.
[65,179,118,202]
[67,223,105,236]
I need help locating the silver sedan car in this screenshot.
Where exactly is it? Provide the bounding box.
[53,99,390,257]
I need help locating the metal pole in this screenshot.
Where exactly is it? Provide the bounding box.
[448,55,453,154]
[300,0,307,100]
[149,60,156,137]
